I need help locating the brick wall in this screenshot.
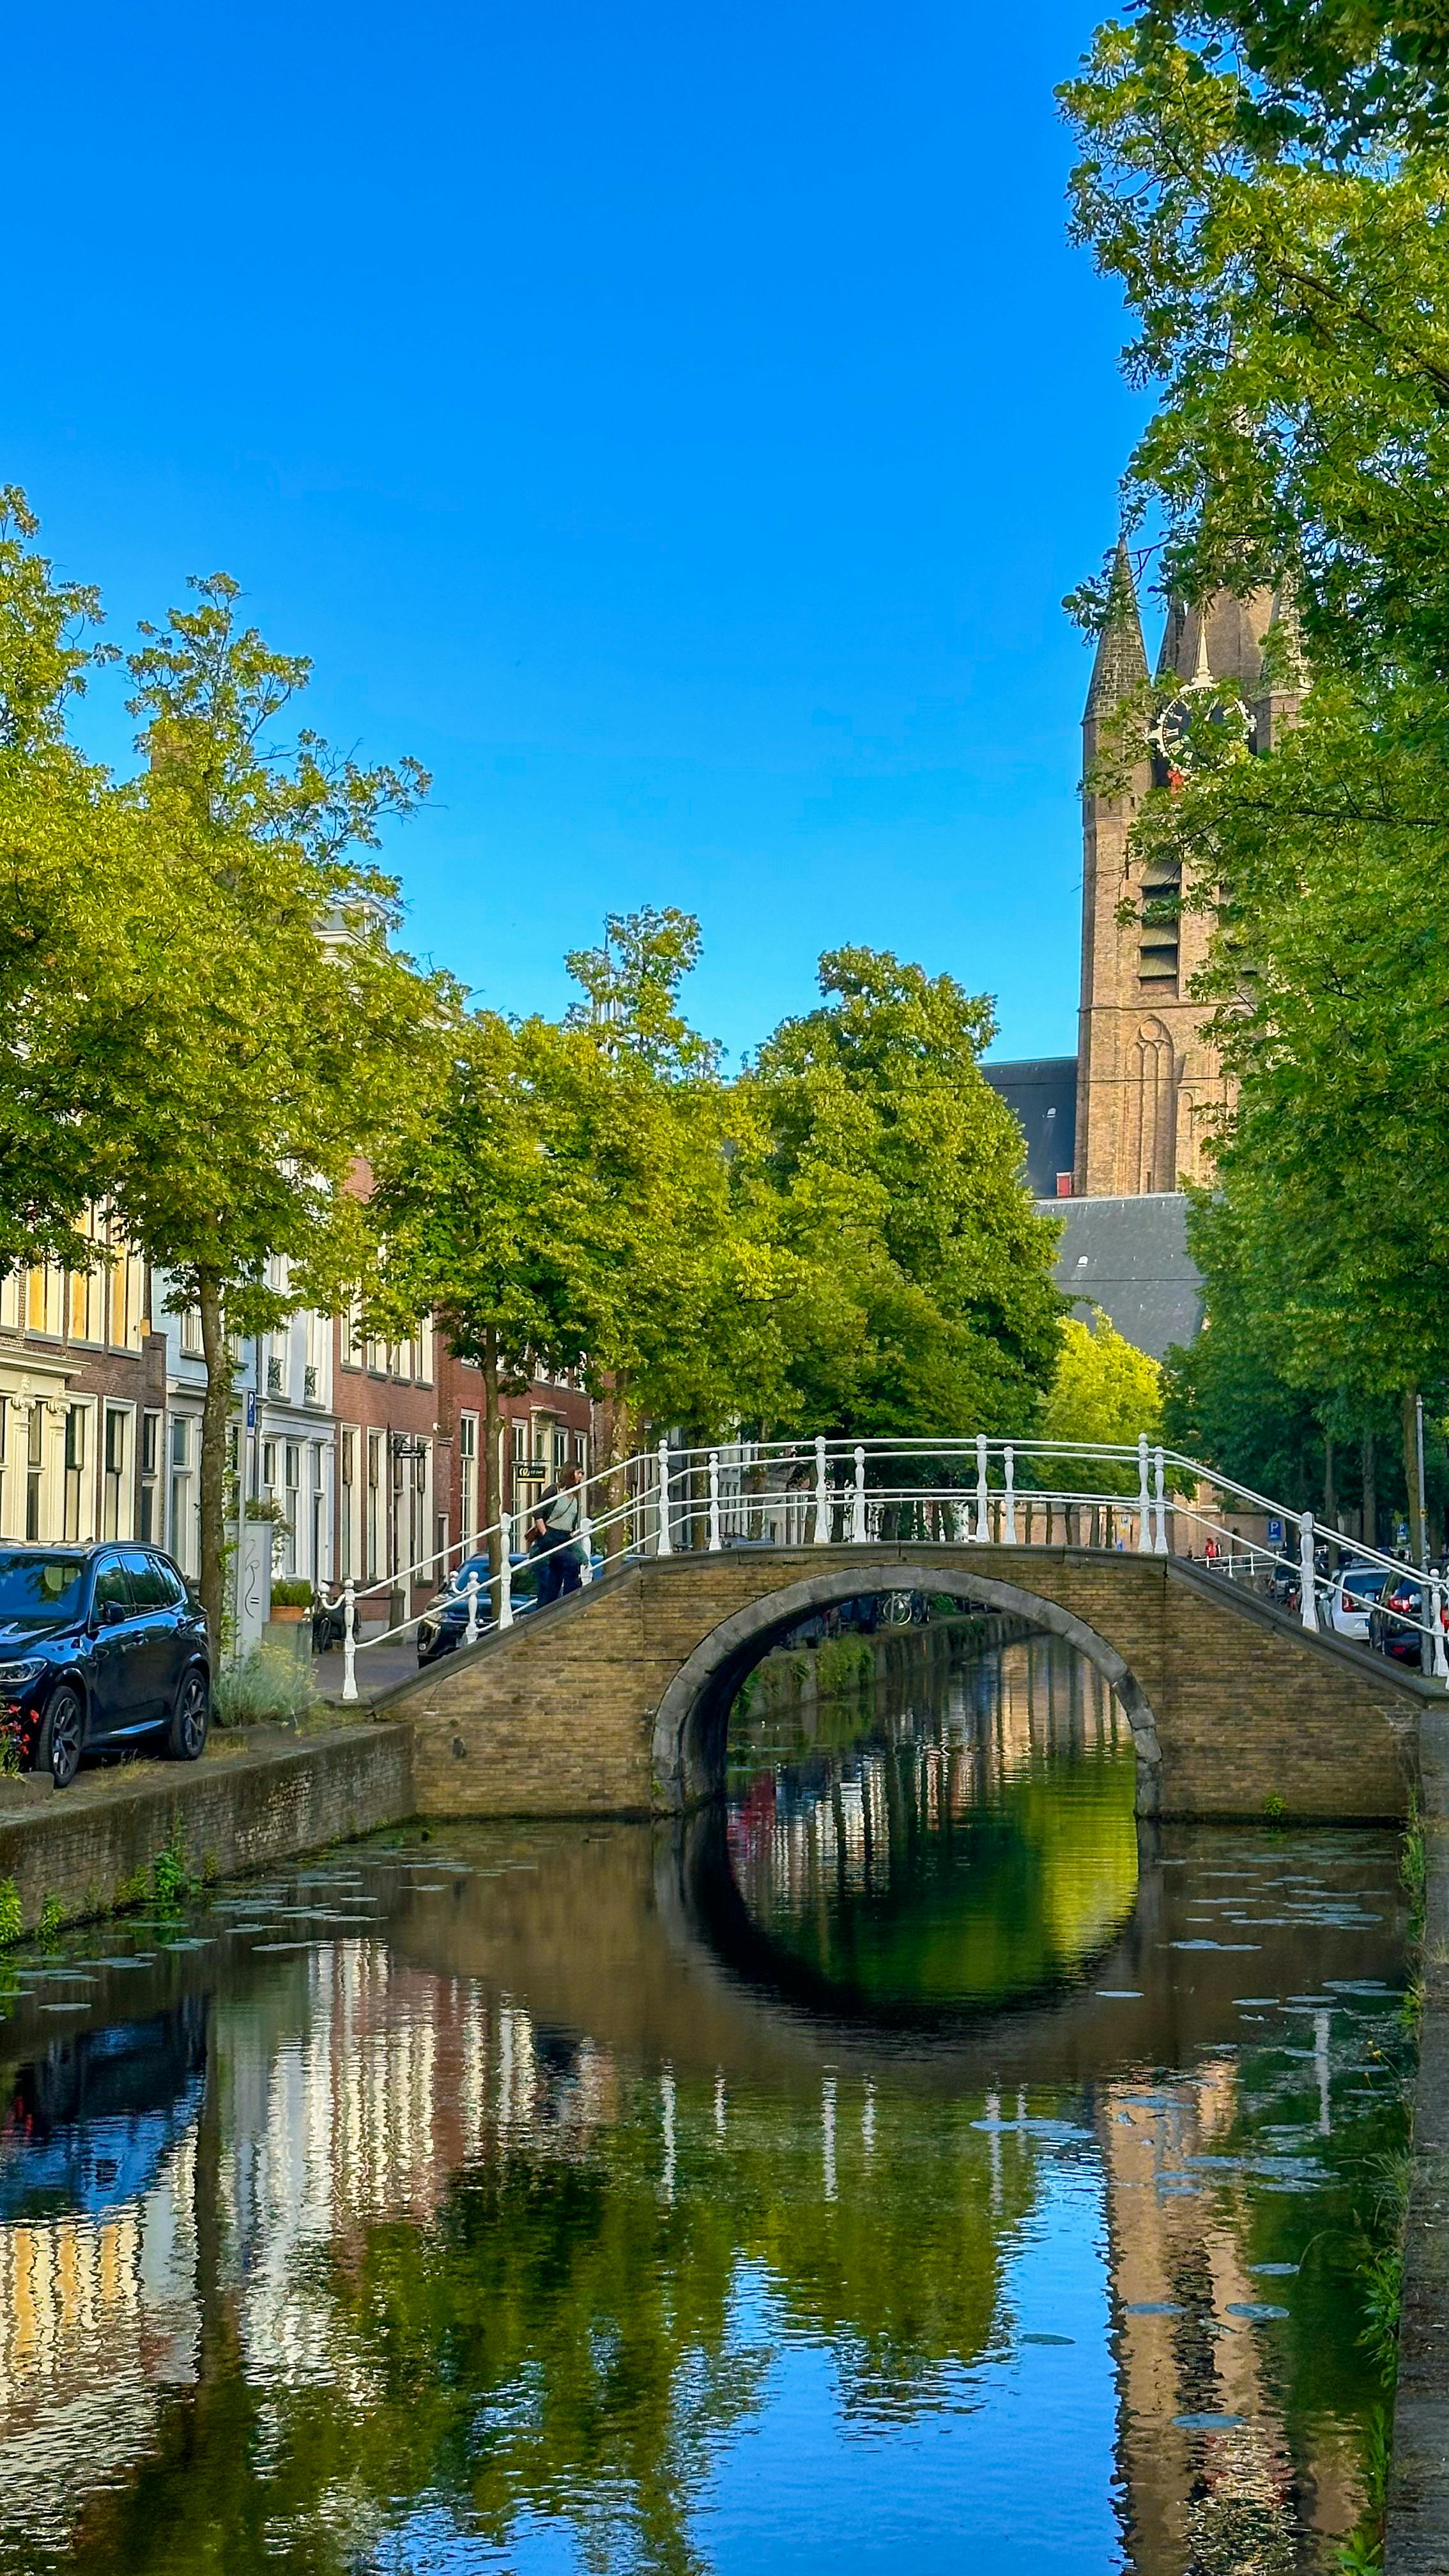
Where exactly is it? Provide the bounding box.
[398,1545,1425,1823]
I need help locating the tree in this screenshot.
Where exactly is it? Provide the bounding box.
[1062,4,1449,1539]
[1037,1307,1162,1494]
[742,950,1063,1450]
[78,576,455,1649]
[0,490,138,1273]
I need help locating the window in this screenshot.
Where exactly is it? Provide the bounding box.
[417,1318,434,1384]
[171,1416,190,1471]
[341,1296,363,1370]
[366,1430,383,1582]
[102,1406,132,1542]
[339,1425,358,1580]
[26,1404,45,1543]
[180,1306,203,1358]
[119,1548,169,1609]
[139,1409,160,1543]
[553,1429,567,1473]
[459,1413,478,1552]
[63,1402,91,1544]
[93,1556,131,1618]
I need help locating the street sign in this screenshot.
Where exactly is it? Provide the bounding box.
[245,1391,257,1430]
[1266,1517,1284,1545]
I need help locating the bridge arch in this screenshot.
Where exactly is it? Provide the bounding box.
[649,1558,1164,1816]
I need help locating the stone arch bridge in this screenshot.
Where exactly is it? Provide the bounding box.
[388,1545,1429,1823]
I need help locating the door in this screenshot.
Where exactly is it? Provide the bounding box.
[87,1553,150,1738]
[118,1549,183,1719]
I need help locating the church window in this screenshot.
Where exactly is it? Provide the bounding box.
[1125,1020,1177,1195]
[1138,859,1181,989]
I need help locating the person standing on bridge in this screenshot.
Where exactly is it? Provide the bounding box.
[530,1465,585,1604]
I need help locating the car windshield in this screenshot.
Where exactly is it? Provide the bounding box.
[0,1551,88,1621]
[1342,1569,1389,1597]
[448,1560,490,1592]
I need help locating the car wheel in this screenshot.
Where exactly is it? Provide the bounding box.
[33,1685,84,1790]
[166,1669,210,1763]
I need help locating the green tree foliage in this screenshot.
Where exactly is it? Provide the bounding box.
[1062,3,1449,1535]
[94,578,454,1644]
[1036,1307,1162,1493]
[743,950,1063,1449]
[0,492,136,1271]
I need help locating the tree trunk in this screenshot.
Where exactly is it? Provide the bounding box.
[1361,1429,1377,1551]
[480,1327,503,1582]
[197,1266,232,1662]
[1323,1432,1336,1529]
[1404,1388,1426,1565]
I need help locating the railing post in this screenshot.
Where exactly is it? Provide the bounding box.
[465,1567,480,1645]
[656,1441,672,1556]
[975,1435,990,1544]
[1003,1445,1017,1544]
[1153,1447,1169,1554]
[1137,1433,1153,1554]
[813,1435,830,1544]
[1433,1573,1449,1684]
[579,1494,594,1584]
[341,1578,358,1704]
[707,1450,721,1553]
[847,1445,865,1544]
[498,1512,513,1629]
[1298,1509,1317,1632]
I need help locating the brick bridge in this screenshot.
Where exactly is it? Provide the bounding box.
[390,1545,1430,1823]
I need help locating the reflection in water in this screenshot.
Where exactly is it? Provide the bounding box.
[726,1630,1138,2012]
[0,1628,1415,2575]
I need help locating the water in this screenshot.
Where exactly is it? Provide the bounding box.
[0,1627,1413,2573]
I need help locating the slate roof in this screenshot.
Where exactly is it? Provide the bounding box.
[1043,1192,1203,1362]
[983,1055,1078,1198]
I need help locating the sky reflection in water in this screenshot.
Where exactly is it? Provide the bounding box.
[0,1626,1414,2574]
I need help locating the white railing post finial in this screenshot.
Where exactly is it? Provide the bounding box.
[975,1434,990,1544]
[1003,1445,1017,1544]
[1298,1509,1317,1632]
[851,1445,867,1544]
[1137,1433,1153,1554]
[341,1578,358,1703]
[656,1440,672,1556]
[465,1566,480,1646]
[498,1510,514,1628]
[579,1492,594,1585]
[707,1450,721,1553]
[1153,1446,1169,1554]
[813,1435,830,1545]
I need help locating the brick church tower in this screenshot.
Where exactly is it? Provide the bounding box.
[1072,543,1300,1197]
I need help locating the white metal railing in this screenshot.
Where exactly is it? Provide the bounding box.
[318,1432,1449,1698]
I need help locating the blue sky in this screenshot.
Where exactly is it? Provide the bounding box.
[4,0,1147,1064]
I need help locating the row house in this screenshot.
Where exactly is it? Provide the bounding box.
[332,1305,594,1618]
[158,1259,335,1590]
[0,1215,166,1547]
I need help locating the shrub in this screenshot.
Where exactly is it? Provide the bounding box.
[269,1577,314,1610]
[0,1880,20,1946]
[213,1644,317,1728]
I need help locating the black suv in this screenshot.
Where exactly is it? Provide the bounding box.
[0,1544,211,1788]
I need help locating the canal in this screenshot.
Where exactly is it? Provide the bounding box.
[0,1616,1414,2573]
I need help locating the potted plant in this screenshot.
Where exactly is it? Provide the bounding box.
[267,1577,313,1623]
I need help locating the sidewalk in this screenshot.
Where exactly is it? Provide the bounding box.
[313,1639,424,1704]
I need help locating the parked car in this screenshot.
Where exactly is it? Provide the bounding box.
[415,1546,606,1664]
[0,1544,210,1788]
[1324,1561,1391,1643]
[1368,1575,1448,1664]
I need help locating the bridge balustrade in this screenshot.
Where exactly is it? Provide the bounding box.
[324,1434,1449,1699]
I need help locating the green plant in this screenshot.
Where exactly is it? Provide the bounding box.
[268,1577,314,1609]
[213,1643,318,1728]
[151,1818,197,1912]
[1401,1799,1428,1940]
[1262,1790,1287,1822]
[36,1893,64,1944]
[0,1879,21,1946]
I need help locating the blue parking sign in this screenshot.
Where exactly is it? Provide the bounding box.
[1267,1517,1284,1544]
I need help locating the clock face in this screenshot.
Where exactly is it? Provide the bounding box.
[1149,692,1255,772]
[1148,696,1192,758]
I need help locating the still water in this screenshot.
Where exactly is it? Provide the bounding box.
[0,1626,1412,2574]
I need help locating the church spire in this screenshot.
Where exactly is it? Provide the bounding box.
[1084,536,1149,721]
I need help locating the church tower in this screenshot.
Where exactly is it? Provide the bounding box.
[1073,548,1282,1197]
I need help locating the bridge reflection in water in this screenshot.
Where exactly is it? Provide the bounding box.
[0,1622,1416,2576]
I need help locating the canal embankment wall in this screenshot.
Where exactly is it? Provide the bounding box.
[0,1721,415,1936]
[1388,1694,1449,2572]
